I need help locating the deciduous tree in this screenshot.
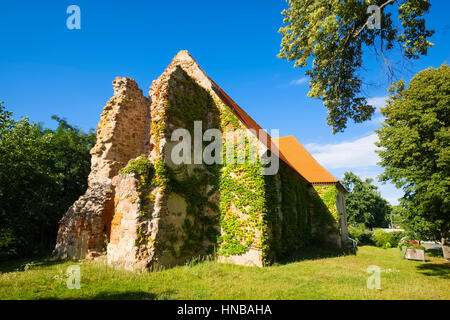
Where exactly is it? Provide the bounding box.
[376,64,449,242]
[279,0,434,133]
[0,102,95,259]
[342,171,391,228]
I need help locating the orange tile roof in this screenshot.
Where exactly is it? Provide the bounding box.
[271,136,339,184]
[208,77,292,167]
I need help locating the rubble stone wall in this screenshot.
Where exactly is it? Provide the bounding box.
[54,77,150,260]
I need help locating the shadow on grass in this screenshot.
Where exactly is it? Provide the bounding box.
[416,263,450,280]
[425,248,443,258]
[40,290,178,300]
[0,256,66,274]
[276,246,357,265]
[91,291,161,300]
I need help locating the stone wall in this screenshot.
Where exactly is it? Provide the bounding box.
[88,77,150,185]
[106,174,143,270]
[261,162,343,263]
[54,77,150,260]
[312,184,351,248]
[336,189,350,245]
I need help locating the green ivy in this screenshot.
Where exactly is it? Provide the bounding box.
[218,162,267,256]
[267,164,311,261]
[310,189,338,244]
[148,69,222,260]
[120,155,156,217]
[167,68,219,136]
[313,185,339,220]
[125,67,338,266]
[166,164,220,258]
[215,98,272,257]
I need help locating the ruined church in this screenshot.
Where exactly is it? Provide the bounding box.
[54,51,349,270]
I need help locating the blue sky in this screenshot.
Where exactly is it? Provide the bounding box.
[1,1,449,204]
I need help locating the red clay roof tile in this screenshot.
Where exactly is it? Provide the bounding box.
[272,135,339,184]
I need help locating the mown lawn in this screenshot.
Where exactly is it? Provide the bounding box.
[0,246,448,300]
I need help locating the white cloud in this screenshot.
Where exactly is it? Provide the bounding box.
[367,96,387,112]
[369,115,385,125]
[305,133,405,204]
[289,77,308,86]
[304,131,405,204]
[305,134,379,170]
[365,97,388,125]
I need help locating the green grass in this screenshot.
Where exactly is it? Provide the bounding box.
[0,246,448,300]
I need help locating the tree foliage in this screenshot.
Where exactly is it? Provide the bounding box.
[342,171,391,228]
[376,64,449,241]
[279,0,434,133]
[0,102,95,259]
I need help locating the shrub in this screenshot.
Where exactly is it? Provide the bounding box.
[373,229,406,248]
[348,225,374,245]
[387,231,406,247]
[0,228,16,260]
[373,229,390,248]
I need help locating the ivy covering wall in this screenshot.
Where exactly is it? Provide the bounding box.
[262,166,338,263]
[310,186,339,245]
[263,164,311,262]
[121,66,338,266]
[313,185,339,220]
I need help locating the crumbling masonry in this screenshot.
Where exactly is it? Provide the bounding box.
[54,51,349,270]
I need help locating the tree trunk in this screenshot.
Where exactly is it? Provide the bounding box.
[442,238,450,260]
